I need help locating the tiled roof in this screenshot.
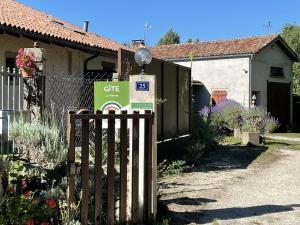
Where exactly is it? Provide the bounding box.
[150,35,281,60]
[0,0,128,52]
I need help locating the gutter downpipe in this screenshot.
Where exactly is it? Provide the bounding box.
[249,54,254,108]
[84,53,100,75]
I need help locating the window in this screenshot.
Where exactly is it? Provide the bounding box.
[102,61,115,72]
[5,52,17,73]
[6,58,16,73]
[270,67,284,77]
[252,91,260,106]
[212,90,227,105]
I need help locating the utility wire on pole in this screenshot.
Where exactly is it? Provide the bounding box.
[144,23,152,46]
[263,21,272,32]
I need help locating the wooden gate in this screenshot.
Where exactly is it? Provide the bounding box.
[67,110,154,225]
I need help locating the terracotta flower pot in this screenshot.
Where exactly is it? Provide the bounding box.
[20,67,35,78]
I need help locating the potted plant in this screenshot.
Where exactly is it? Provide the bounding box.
[16,48,36,78]
[241,107,267,145]
[241,123,261,145]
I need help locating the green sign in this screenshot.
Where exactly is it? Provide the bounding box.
[131,102,153,110]
[94,81,129,111]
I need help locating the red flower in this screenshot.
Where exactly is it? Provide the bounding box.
[16,48,36,69]
[25,219,34,225]
[40,223,49,225]
[23,191,31,199]
[46,198,56,208]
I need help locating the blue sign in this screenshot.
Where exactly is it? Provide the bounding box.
[135,81,149,91]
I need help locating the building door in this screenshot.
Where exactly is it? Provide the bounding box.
[267,82,291,128]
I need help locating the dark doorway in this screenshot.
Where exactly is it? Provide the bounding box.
[267,82,291,129]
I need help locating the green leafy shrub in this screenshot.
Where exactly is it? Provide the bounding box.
[157,218,172,225]
[191,112,218,144]
[158,160,188,178]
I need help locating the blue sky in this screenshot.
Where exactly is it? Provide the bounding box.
[19,0,300,46]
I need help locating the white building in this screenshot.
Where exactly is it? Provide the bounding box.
[151,35,298,126]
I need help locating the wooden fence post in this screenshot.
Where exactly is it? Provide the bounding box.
[144,111,153,224]
[94,110,103,225]
[132,111,140,224]
[120,110,128,224]
[67,111,76,204]
[80,109,90,225]
[107,110,116,225]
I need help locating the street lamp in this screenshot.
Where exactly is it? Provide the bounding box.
[134,47,152,74]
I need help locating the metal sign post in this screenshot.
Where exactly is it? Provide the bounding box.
[130,74,157,222]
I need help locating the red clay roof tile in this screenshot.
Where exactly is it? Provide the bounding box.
[0,0,129,51]
[150,35,280,60]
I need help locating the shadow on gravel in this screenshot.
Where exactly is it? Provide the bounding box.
[170,204,300,224]
[162,197,217,206]
[194,145,269,172]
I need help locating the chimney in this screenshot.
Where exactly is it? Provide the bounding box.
[83,20,90,32]
[131,40,145,49]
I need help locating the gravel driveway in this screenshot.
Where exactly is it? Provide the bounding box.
[159,141,300,225]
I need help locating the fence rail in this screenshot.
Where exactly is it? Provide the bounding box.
[67,110,154,225]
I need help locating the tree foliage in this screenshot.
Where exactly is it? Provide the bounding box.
[157,28,180,46]
[281,24,300,95]
[186,38,200,43]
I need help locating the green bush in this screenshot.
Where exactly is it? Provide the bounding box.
[158,160,188,178]
[191,112,218,145]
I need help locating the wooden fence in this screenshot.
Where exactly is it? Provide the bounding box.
[67,110,154,225]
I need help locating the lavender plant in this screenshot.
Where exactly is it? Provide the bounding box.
[241,107,280,134]
[10,115,67,169]
[199,99,279,135]
[264,116,280,134]
[200,100,244,131]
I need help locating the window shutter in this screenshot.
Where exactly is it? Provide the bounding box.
[212,90,227,105]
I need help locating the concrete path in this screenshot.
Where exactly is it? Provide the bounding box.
[159,145,300,225]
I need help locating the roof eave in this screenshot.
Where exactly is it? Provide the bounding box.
[0,24,118,55]
[255,35,299,62]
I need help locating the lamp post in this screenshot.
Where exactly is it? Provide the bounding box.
[134,47,152,74]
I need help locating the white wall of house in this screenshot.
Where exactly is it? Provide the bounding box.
[0,33,117,76]
[173,56,251,109]
[252,43,293,121]
[252,43,293,105]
